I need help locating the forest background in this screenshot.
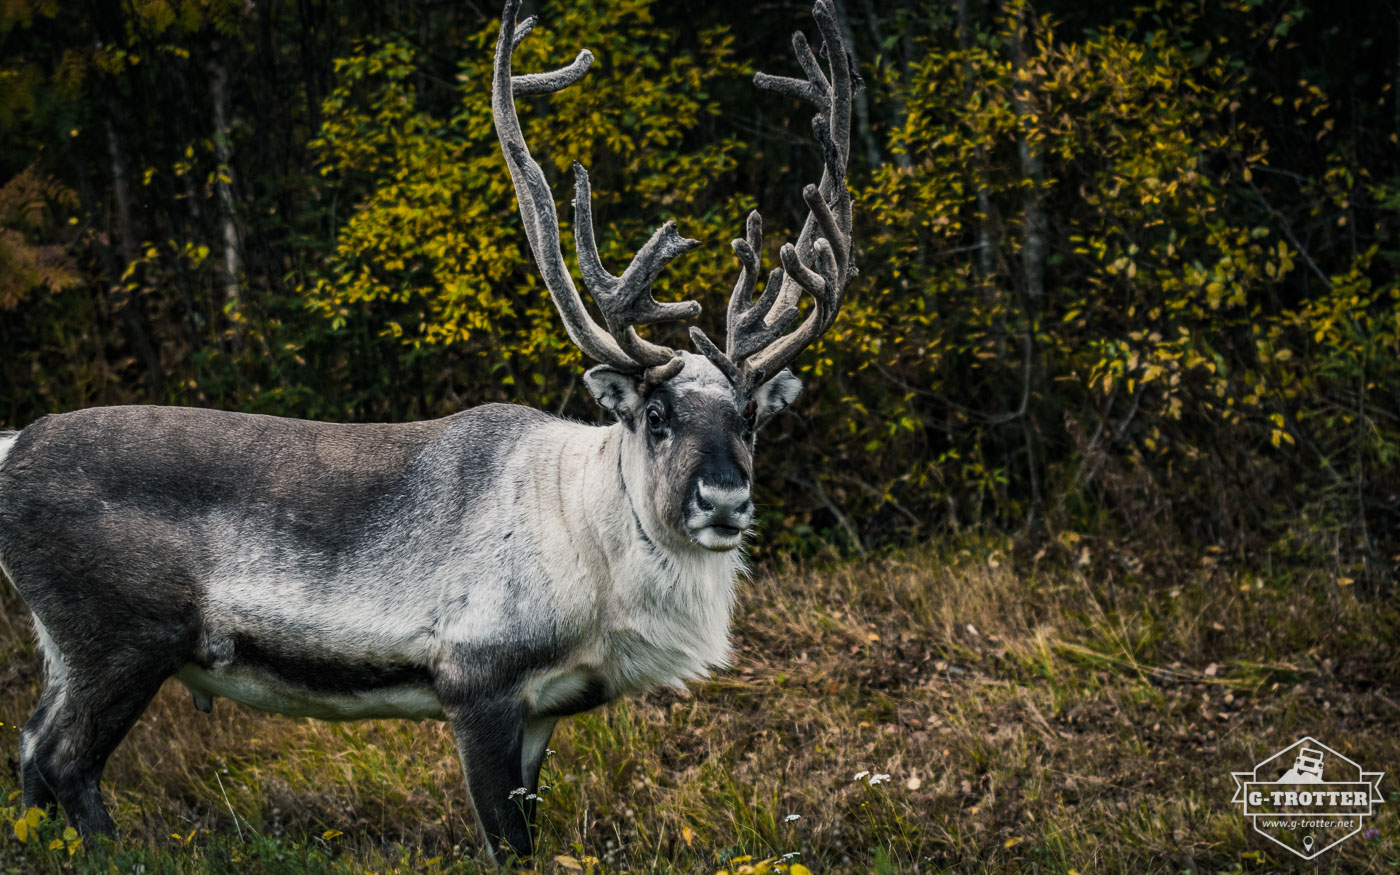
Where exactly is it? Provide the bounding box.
[2,0,1397,578]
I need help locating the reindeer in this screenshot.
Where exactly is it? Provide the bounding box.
[0,0,855,861]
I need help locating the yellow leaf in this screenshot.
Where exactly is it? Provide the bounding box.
[790,866,813,875]
[1004,836,1024,849]
[49,838,64,850]
[681,826,696,847]
[25,807,45,829]
[554,855,583,871]
[322,828,343,840]
[14,819,27,843]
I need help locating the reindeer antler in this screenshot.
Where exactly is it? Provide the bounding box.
[691,0,858,393]
[492,0,698,380]
[493,0,854,392]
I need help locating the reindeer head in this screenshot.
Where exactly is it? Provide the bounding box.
[492,0,856,552]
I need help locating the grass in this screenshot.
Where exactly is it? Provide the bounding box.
[0,538,1396,873]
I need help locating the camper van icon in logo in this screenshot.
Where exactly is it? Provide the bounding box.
[1231,737,1384,860]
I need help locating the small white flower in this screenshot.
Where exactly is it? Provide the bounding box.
[869,773,891,785]
[526,794,539,801]
[784,814,801,823]
[508,787,528,799]
[545,748,556,757]
[853,770,870,781]
[780,852,801,861]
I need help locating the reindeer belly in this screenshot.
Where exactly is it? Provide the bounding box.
[174,658,443,721]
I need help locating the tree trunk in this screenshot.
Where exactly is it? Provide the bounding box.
[101,109,165,395]
[957,0,997,293]
[857,0,912,170]
[209,44,244,318]
[1011,8,1046,306]
[1009,7,1047,530]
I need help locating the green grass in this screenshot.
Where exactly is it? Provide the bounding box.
[0,540,1396,873]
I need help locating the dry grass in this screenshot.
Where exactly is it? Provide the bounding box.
[0,539,1396,873]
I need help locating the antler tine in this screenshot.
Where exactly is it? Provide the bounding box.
[709,0,857,391]
[744,239,840,379]
[573,164,700,367]
[511,16,534,47]
[801,180,847,276]
[754,31,829,111]
[723,212,797,361]
[689,326,743,387]
[763,0,854,320]
[493,0,698,377]
[724,211,764,354]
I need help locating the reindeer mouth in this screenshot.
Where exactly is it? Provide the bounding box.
[689,522,747,552]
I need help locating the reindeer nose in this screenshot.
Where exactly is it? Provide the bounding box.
[693,479,754,528]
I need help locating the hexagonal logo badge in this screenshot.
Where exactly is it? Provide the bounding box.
[1231,737,1384,860]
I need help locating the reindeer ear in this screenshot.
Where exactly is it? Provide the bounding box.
[752,368,803,427]
[584,365,644,423]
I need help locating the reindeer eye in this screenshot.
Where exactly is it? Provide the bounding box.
[646,408,665,432]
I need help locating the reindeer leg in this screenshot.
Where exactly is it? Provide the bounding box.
[20,682,62,813]
[519,716,557,826]
[443,693,533,863]
[26,638,187,837]
[19,591,198,837]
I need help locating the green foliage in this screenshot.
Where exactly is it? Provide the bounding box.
[0,0,1395,574]
[844,0,1398,572]
[303,2,749,412]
